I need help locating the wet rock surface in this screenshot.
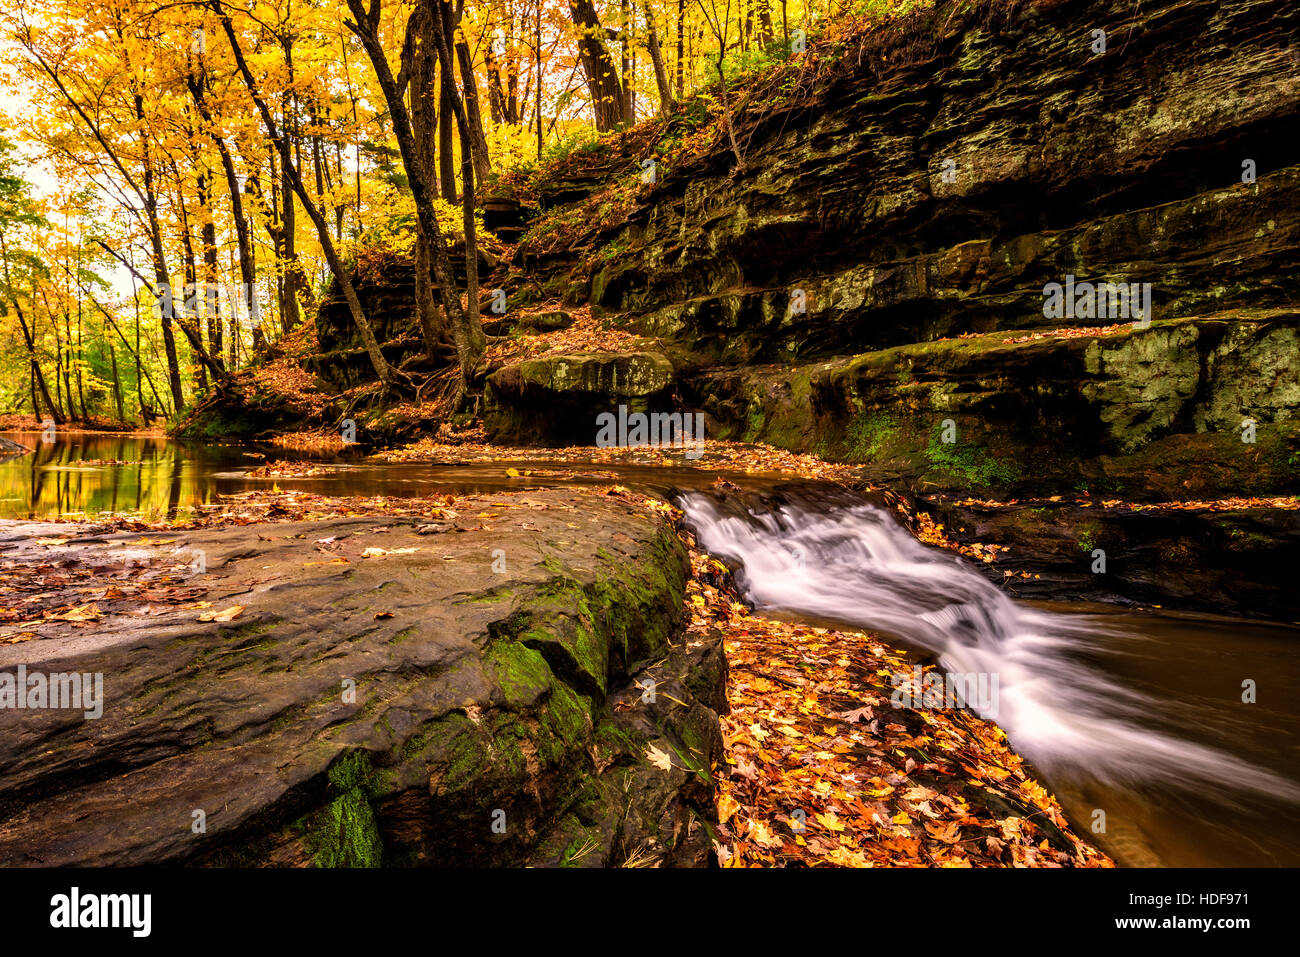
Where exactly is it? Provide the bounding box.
[921,495,1300,622]
[0,489,724,866]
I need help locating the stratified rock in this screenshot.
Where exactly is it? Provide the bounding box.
[0,490,723,867]
[693,311,1300,497]
[484,351,677,445]
[581,0,1300,362]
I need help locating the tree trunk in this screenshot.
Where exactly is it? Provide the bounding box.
[438,72,458,202]
[187,72,258,362]
[213,0,396,389]
[0,231,62,423]
[405,1,448,360]
[569,0,629,131]
[109,345,125,422]
[345,0,485,392]
[455,37,493,182]
[643,3,677,113]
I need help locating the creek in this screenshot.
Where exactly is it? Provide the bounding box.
[4,431,1296,866]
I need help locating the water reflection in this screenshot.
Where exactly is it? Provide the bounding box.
[0,431,763,521]
[0,431,256,521]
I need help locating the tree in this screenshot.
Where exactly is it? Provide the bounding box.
[345,0,485,397]
[569,0,631,131]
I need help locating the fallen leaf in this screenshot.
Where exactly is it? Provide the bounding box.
[645,744,675,772]
[200,605,244,623]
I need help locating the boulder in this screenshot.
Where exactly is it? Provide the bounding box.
[484,351,678,445]
[0,490,724,867]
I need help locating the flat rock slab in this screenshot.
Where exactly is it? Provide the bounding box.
[0,489,724,867]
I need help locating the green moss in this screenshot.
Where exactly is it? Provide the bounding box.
[558,830,602,867]
[541,682,592,752]
[303,751,383,868]
[924,425,1021,488]
[487,640,554,707]
[845,413,898,461]
[455,586,515,605]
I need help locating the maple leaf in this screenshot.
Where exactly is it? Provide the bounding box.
[645,744,675,771]
[925,821,962,844]
[815,811,845,832]
[835,705,874,723]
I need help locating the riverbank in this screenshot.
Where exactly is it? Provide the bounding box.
[0,481,1111,866]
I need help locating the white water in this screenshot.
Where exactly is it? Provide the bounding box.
[680,489,1300,804]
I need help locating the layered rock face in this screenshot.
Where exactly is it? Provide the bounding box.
[0,491,724,866]
[490,0,1300,496]
[695,310,1300,496]
[484,352,677,445]
[591,0,1300,361]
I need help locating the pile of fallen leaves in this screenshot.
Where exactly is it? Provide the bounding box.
[246,357,330,417]
[942,493,1300,512]
[672,535,1110,868]
[377,436,861,481]
[0,487,557,642]
[0,536,209,643]
[905,504,1008,565]
[1000,324,1128,345]
[245,461,342,478]
[268,431,353,454]
[484,303,647,364]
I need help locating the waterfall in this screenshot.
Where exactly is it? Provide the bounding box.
[680,487,1299,802]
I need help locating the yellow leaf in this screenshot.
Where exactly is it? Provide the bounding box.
[815,811,845,832]
[201,605,244,622]
[717,793,741,824]
[50,603,100,621]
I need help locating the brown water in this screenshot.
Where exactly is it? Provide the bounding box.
[0,431,756,520]
[679,487,1300,869]
[1039,604,1300,867]
[4,432,1297,867]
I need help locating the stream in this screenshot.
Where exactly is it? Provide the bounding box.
[4,431,1298,867]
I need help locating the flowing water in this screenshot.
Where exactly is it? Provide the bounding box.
[678,486,1300,867]
[5,432,1298,866]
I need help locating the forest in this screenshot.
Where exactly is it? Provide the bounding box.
[0,0,1297,903]
[0,0,830,424]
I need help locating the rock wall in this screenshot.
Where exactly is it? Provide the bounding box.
[587,0,1300,363]
[484,0,1300,499]
[695,311,1300,497]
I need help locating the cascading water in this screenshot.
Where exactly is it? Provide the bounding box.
[679,487,1300,807]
